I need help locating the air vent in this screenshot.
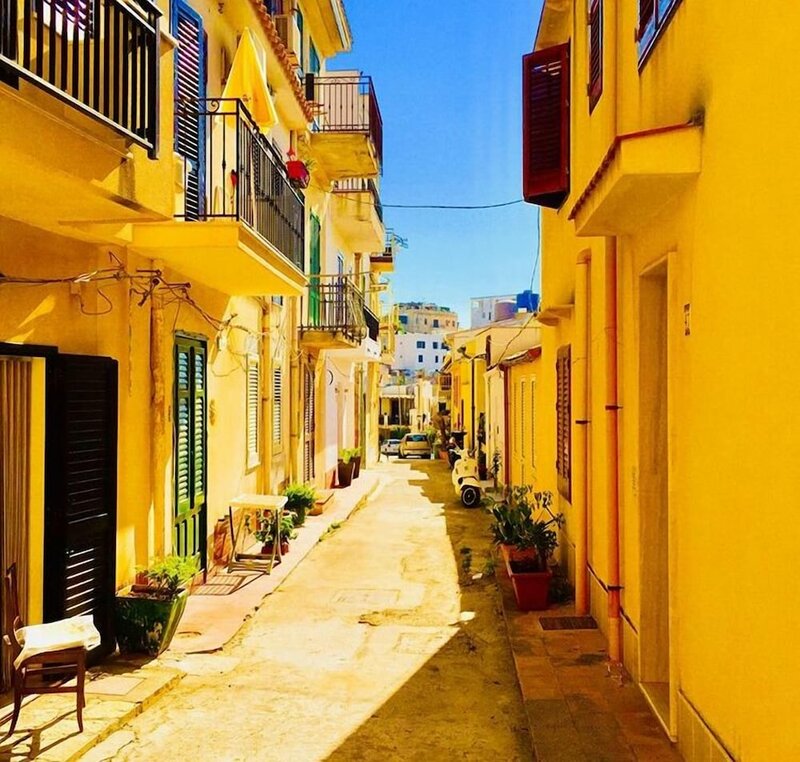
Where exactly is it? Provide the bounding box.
[539,616,598,631]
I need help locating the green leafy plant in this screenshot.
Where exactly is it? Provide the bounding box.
[339,448,359,464]
[424,426,437,446]
[138,555,198,599]
[488,487,564,572]
[283,482,316,526]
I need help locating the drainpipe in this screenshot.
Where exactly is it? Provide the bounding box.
[605,0,622,666]
[606,239,622,664]
[502,365,511,489]
[470,356,476,451]
[574,251,591,616]
[149,267,166,560]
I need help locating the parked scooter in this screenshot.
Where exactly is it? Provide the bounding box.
[450,446,483,508]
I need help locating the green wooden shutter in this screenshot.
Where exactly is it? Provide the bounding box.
[193,341,207,505]
[175,342,192,517]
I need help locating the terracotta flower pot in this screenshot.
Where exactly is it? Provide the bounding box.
[500,544,552,611]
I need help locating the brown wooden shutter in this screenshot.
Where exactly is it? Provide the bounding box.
[638,0,655,40]
[272,367,283,448]
[556,345,571,501]
[246,356,260,469]
[588,0,603,110]
[522,42,570,209]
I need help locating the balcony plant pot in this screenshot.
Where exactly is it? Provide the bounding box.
[337,459,354,488]
[352,454,362,479]
[115,587,189,656]
[500,544,552,611]
[286,160,310,189]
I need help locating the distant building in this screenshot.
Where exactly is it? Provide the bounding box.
[395,332,449,373]
[397,302,459,335]
[470,290,541,328]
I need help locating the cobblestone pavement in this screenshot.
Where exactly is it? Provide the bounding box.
[96,460,533,761]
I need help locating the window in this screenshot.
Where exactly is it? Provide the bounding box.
[433,341,439,349]
[418,355,423,364]
[399,315,408,325]
[309,40,320,74]
[556,346,571,500]
[295,8,304,72]
[435,356,439,364]
[588,0,603,111]
[522,42,570,209]
[433,319,439,328]
[272,367,283,449]
[416,340,425,349]
[637,0,682,64]
[246,355,261,469]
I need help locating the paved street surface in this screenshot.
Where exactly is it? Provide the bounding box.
[100,460,533,761]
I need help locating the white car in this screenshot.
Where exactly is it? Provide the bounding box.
[381,438,402,456]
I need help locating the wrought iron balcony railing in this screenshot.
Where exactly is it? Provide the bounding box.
[332,177,383,223]
[175,98,305,272]
[305,74,383,169]
[0,0,160,154]
[300,274,367,345]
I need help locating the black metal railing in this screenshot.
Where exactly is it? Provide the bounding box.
[175,98,305,272]
[332,177,383,223]
[0,0,160,154]
[305,74,383,169]
[364,303,379,342]
[300,275,366,345]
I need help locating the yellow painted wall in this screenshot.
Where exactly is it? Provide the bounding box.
[533,0,800,758]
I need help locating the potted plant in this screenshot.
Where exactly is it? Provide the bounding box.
[477,449,488,480]
[351,447,363,479]
[245,509,296,554]
[489,487,563,611]
[115,555,198,655]
[283,482,316,527]
[337,448,356,488]
[491,448,502,489]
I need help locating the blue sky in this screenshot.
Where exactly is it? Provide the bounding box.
[334,0,543,326]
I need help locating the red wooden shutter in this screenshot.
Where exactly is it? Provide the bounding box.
[522,43,570,209]
[638,0,655,40]
[588,0,603,110]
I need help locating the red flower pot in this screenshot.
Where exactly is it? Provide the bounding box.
[500,544,552,611]
[286,160,310,189]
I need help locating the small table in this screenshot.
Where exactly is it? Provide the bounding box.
[227,494,288,575]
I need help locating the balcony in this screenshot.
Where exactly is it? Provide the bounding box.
[305,72,382,180]
[371,230,400,272]
[0,0,160,153]
[132,98,307,296]
[379,315,395,365]
[0,0,164,238]
[300,275,367,350]
[331,178,384,253]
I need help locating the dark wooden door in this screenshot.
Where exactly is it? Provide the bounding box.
[174,336,207,568]
[45,354,118,658]
[172,0,206,220]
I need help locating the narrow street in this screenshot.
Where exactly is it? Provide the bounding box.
[105,461,533,761]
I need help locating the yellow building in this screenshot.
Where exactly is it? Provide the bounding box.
[524,0,799,758]
[0,0,386,664]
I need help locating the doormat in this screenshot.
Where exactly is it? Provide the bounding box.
[539,616,598,631]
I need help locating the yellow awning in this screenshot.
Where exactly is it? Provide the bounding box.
[222,29,278,132]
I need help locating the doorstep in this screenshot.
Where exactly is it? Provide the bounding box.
[497,563,682,762]
[167,470,383,655]
[0,657,181,762]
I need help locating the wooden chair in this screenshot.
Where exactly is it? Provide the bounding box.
[3,564,86,735]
